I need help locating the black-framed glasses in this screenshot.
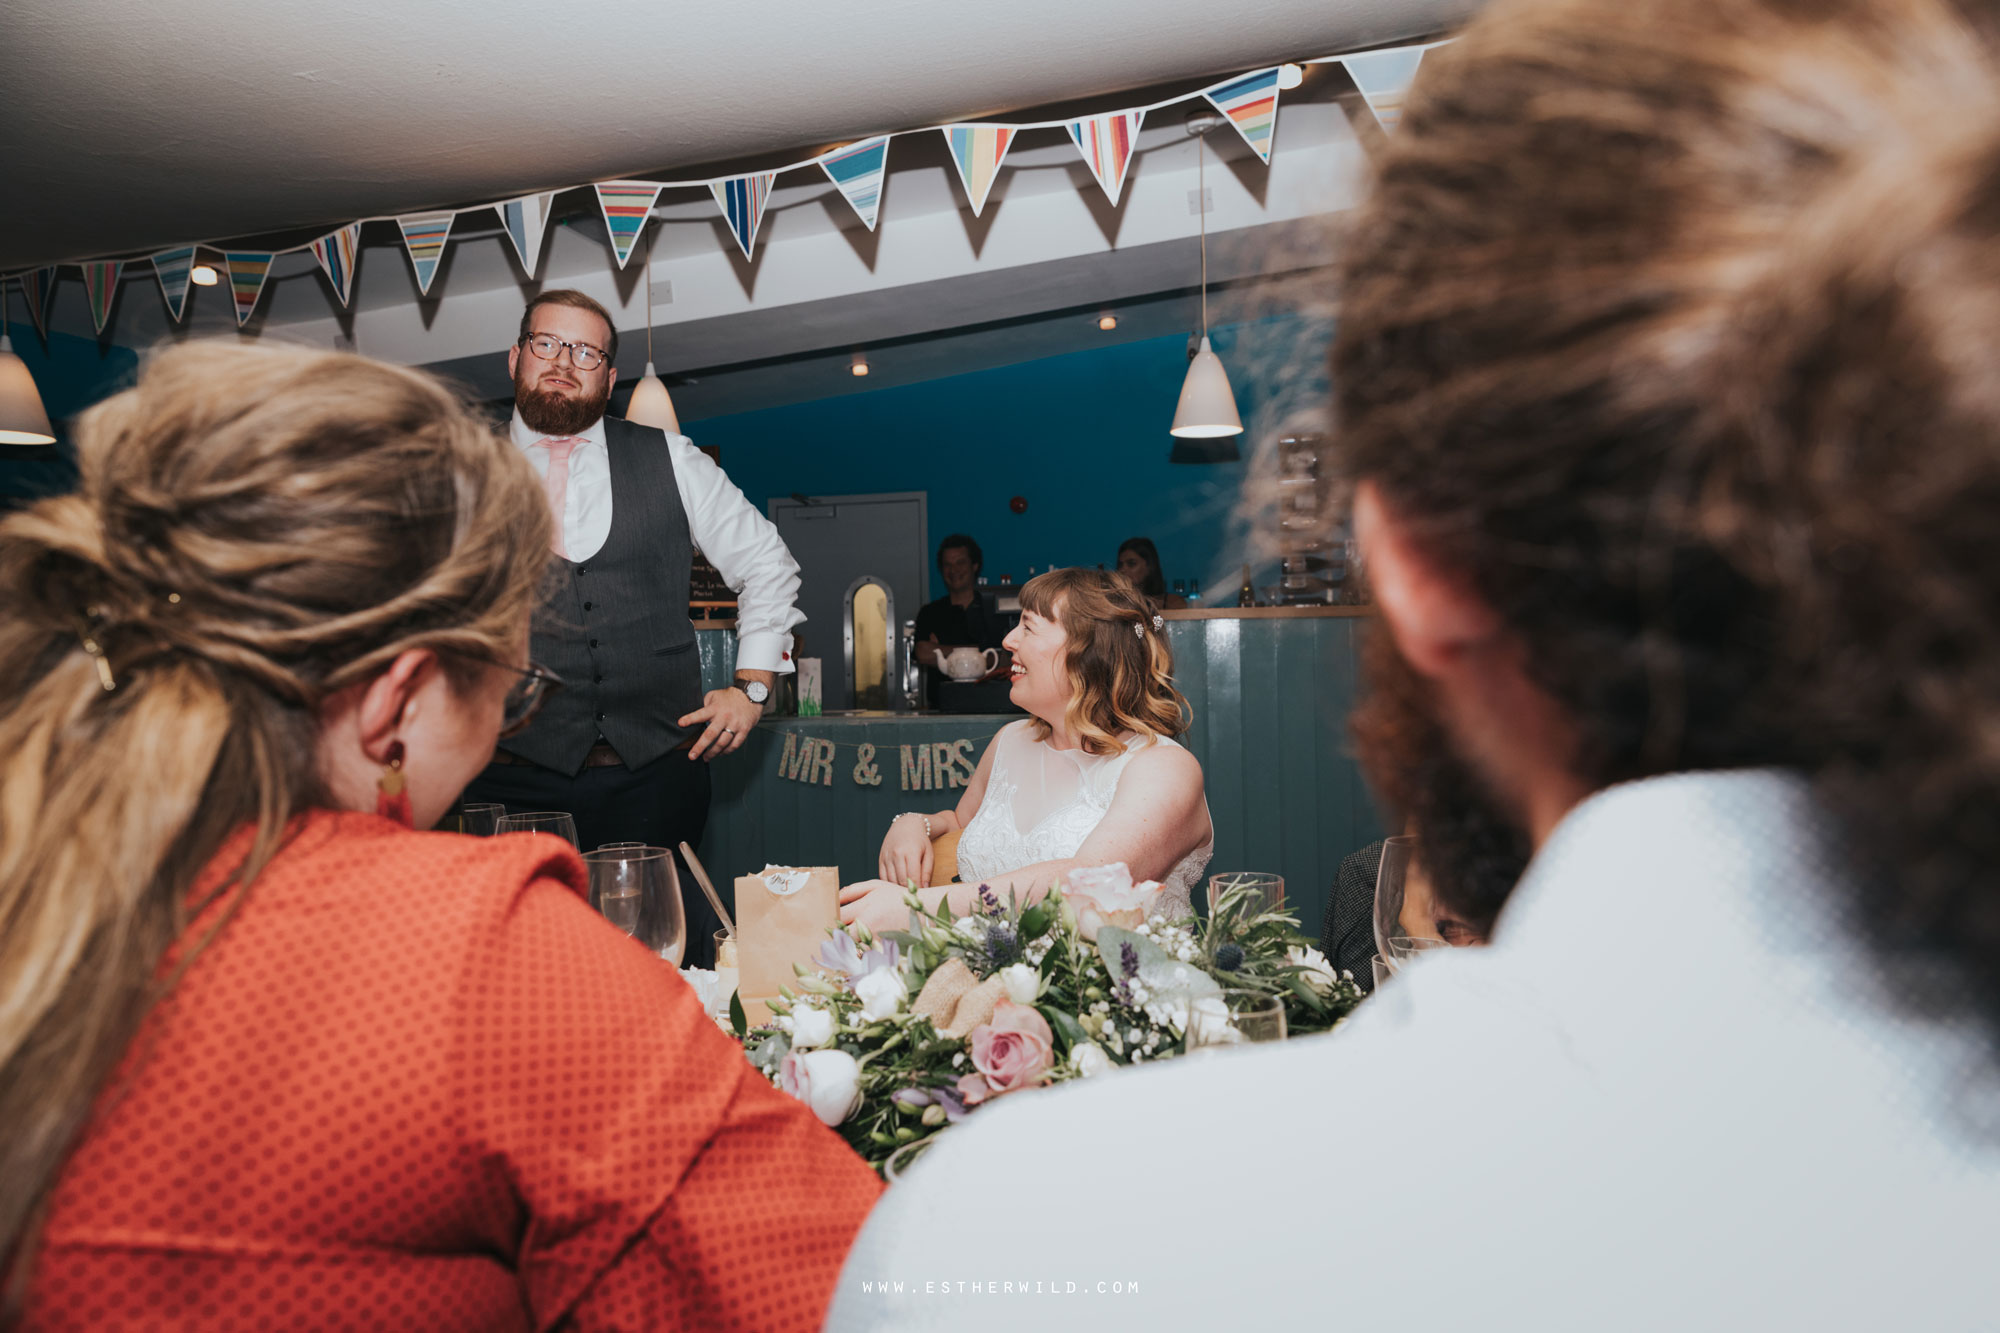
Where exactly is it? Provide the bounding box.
[498,662,565,738]
[520,333,609,372]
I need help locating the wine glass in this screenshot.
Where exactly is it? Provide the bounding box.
[495,811,578,847]
[583,846,686,965]
[1373,836,1456,977]
[596,841,646,852]
[1373,936,1450,988]
[456,803,505,836]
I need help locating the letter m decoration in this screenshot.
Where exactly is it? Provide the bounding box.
[899,743,934,791]
[778,732,811,782]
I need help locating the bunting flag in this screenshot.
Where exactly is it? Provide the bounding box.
[818,137,890,231]
[223,252,274,327]
[18,267,54,339]
[941,125,1016,216]
[1341,46,1428,132]
[396,211,455,295]
[594,180,664,268]
[1204,67,1282,163]
[83,261,122,334]
[151,246,196,322]
[309,223,361,306]
[1066,110,1145,205]
[710,172,777,260]
[498,191,556,276]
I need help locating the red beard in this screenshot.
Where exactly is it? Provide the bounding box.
[516,378,611,437]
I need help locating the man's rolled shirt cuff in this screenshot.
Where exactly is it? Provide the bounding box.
[734,631,796,676]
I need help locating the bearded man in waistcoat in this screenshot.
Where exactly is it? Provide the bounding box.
[460,289,802,967]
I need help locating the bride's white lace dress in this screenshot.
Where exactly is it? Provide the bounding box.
[953,721,1214,917]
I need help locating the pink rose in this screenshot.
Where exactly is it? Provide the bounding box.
[956,1071,995,1107]
[969,1001,1056,1095]
[1063,863,1162,941]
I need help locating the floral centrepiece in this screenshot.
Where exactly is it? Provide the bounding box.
[733,865,1364,1176]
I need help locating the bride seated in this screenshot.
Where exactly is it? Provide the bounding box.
[840,568,1213,935]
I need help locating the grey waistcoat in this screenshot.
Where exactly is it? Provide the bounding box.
[503,416,703,775]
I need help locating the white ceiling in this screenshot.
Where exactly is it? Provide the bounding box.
[6,0,1477,413]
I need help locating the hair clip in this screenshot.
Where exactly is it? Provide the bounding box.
[1134,621,1146,639]
[1152,613,1165,631]
[74,608,116,692]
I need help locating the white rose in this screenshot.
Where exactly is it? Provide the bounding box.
[781,1048,862,1126]
[1070,1042,1112,1078]
[854,969,906,1022]
[789,1002,836,1049]
[1000,963,1040,1005]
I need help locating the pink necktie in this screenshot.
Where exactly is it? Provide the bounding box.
[536,436,583,559]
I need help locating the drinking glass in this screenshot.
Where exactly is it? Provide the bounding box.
[1207,871,1285,919]
[495,811,578,846]
[583,846,685,965]
[596,841,646,851]
[1372,935,1450,988]
[1184,989,1288,1051]
[455,803,505,836]
[1372,835,1418,958]
[713,930,739,1016]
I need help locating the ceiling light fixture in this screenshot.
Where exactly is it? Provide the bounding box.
[189,261,220,287]
[0,284,57,446]
[1097,313,1118,331]
[851,355,870,378]
[1277,63,1306,90]
[623,220,682,435]
[1170,111,1244,462]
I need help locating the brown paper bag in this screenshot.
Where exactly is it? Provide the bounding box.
[736,866,841,1019]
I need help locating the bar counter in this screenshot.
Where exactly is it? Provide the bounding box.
[693,605,1384,937]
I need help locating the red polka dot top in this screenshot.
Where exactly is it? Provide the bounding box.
[22,811,882,1331]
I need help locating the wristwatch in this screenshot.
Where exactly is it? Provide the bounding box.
[735,678,771,705]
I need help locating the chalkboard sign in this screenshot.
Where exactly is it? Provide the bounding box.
[691,445,738,618]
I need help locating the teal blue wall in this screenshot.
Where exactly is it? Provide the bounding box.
[684,313,1332,602]
[0,327,139,511]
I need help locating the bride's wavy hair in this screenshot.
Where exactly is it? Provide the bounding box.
[1017,568,1187,757]
[0,341,552,1295]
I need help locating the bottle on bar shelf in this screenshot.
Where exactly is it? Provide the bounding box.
[1236,563,1256,607]
[1173,579,1187,600]
[1188,579,1202,606]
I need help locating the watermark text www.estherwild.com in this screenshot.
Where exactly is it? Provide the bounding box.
[855,1279,1140,1297]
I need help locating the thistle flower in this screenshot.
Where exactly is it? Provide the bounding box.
[1214,942,1245,972]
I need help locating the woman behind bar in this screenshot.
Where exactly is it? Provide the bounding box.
[1114,536,1188,610]
[0,343,879,1329]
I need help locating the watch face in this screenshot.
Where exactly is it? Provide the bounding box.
[740,680,770,704]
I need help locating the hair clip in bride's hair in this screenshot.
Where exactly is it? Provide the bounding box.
[1152,613,1165,631]
[1135,613,1165,640]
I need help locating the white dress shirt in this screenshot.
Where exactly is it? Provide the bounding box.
[829,771,2000,1332]
[510,410,802,674]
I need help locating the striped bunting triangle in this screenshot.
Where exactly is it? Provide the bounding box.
[1067,110,1144,205]
[309,224,361,307]
[397,211,454,296]
[152,246,196,322]
[222,252,274,327]
[1341,46,1428,132]
[83,261,122,334]
[19,267,55,339]
[710,172,776,260]
[941,125,1015,216]
[594,181,663,268]
[1204,68,1282,163]
[818,137,889,231]
[498,192,556,277]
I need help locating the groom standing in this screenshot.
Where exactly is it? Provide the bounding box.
[461,290,802,966]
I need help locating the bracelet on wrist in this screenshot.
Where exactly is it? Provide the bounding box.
[897,812,934,842]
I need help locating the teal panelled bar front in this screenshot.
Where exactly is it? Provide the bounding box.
[692,608,1384,939]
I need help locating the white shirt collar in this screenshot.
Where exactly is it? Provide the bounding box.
[508,407,607,453]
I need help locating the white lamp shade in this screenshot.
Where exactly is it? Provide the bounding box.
[624,362,681,434]
[1169,336,1244,439]
[0,333,56,446]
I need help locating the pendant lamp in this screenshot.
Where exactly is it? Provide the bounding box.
[1169,112,1243,463]
[0,283,56,446]
[624,222,681,434]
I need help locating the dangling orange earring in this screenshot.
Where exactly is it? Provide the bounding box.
[376,740,413,828]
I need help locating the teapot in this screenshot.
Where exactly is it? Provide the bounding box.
[939,646,1000,681]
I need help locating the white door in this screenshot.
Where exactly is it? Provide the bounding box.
[770,492,928,712]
